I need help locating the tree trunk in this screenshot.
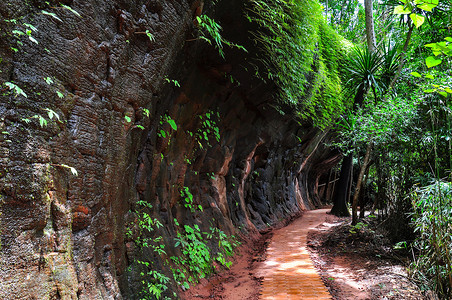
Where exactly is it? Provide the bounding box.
[347,158,354,205]
[339,0,347,24]
[388,23,414,91]
[364,0,377,52]
[330,154,352,217]
[353,85,366,110]
[328,170,337,202]
[331,82,366,217]
[352,142,372,225]
[359,161,371,218]
[323,168,333,201]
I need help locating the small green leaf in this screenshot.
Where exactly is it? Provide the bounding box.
[445,37,452,42]
[411,71,422,77]
[410,13,425,28]
[145,30,155,42]
[167,119,177,131]
[28,36,39,44]
[45,108,60,121]
[124,115,131,122]
[38,115,47,127]
[425,74,434,79]
[61,4,81,17]
[417,2,437,11]
[12,30,24,36]
[5,82,27,98]
[56,91,64,98]
[393,5,411,14]
[424,43,438,48]
[41,10,63,22]
[59,164,78,176]
[136,125,145,130]
[439,91,448,97]
[44,77,54,85]
[70,167,78,176]
[425,56,442,68]
[24,23,37,31]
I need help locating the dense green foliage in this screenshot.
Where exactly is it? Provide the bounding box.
[410,181,452,299]
[323,0,452,297]
[248,0,349,129]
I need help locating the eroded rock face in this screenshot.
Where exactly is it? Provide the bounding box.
[0,0,339,299]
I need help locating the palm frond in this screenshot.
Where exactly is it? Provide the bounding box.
[346,46,384,97]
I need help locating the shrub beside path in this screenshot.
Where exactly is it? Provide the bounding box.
[256,209,332,299]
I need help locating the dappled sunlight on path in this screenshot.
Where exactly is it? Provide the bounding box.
[257,209,332,299]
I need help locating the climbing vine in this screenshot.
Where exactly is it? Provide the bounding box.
[127,197,240,298]
[126,108,242,298]
[247,0,347,129]
[171,219,239,289]
[125,200,174,299]
[196,14,247,58]
[1,2,81,175]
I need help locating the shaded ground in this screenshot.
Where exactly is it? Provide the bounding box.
[307,213,432,300]
[180,230,270,300]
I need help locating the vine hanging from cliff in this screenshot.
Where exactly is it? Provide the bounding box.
[247,0,349,129]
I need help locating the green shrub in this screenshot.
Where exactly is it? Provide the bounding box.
[171,223,240,289]
[410,180,452,299]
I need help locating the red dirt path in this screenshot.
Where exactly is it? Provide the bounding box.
[255,209,332,299]
[182,209,427,299]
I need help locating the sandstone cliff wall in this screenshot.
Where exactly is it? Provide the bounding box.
[0,0,338,298]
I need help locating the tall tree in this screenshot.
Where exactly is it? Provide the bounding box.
[364,0,377,52]
[331,0,378,218]
[330,47,383,217]
[348,0,376,220]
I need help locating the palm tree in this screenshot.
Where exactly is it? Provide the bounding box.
[380,40,401,90]
[347,46,384,107]
[330,46,384,217]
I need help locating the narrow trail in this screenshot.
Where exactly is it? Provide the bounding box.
[256,209,332,299]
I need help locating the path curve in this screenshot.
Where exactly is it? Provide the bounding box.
[256,209,332,299]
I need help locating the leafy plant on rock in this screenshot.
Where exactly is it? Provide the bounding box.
[196,15,247,58]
